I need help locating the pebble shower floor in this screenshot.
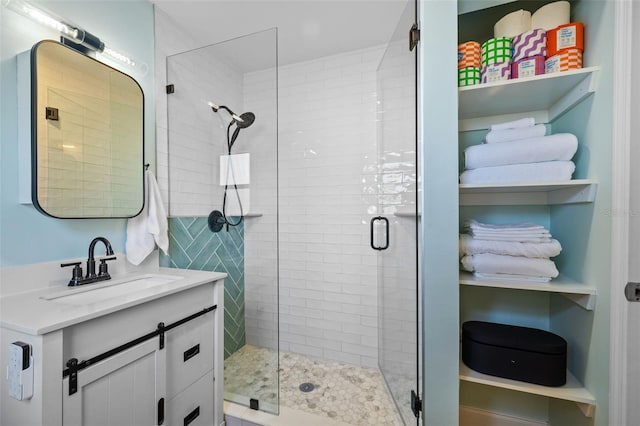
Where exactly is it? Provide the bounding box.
[224,345,403,425]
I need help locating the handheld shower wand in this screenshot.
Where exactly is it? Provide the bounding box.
[207,101,256,233]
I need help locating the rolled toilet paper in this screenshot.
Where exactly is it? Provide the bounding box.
[545,49,583,74]
[547,22,585,57]
[532,1,570,31]
[458,41,481,69]
[494,9,531,38]
[459,67,481,87]
[512,29,547,63]
[481,37,512,66]
[512,56,546,79]
[481,62,511,83]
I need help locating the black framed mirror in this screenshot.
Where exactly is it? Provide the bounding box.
[31,40,144,218]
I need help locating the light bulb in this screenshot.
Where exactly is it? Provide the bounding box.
[3,0,79,40]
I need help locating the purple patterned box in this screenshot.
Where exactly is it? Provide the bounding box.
[512,29,547,63]
[481,62,511,83]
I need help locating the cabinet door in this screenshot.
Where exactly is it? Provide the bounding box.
[62,338,166,426]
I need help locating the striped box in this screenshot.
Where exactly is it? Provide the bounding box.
[547,22,584,57]
[512,56,546,79]
[458,67,481,87]
[512,29,547,63]
[481,37,512,66]
[458,41,481,69]
[481,62,511,83]
[545,49,583,73]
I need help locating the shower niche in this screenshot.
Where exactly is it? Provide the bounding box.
[163,28,280,413]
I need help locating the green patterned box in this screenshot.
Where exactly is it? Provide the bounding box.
[481,37,512,66]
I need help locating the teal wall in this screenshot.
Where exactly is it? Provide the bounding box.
[549,1,614,424]
[0,1,155,267]
[160,217,246,358]
[419,1,460,424]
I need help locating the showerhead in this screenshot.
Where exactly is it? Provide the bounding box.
[207,101,254,128]
[236,112,255,129]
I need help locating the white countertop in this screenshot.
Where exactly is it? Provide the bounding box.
[1,255,226,336]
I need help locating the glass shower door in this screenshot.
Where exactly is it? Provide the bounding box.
[165,29,279,414]
[375,0,420,424]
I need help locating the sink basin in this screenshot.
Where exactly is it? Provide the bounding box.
[41,274,183,306]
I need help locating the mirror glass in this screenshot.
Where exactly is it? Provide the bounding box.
[32,40,144,218]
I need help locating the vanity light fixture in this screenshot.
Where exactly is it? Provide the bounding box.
[2,0,146,75]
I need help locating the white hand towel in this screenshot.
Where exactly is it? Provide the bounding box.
[484,124,546,143]
[490,117,535,131]
[461,253,559,278]
[465,134,578,170]
[459,234,562,258]
[459,161,575,184]
[126,170,169,265]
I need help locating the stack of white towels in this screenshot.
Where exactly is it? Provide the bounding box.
[460,219,562,282]
[459,117,578,184]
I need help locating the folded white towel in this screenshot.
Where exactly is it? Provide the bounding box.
[459,234,562,258]
[461,253,559,278]
[490,117,535,131]
[484,124,546,143]
[473,272,552,283]
[126,170,169,265]
[464,219,552,242]
[470,231,551,241]
[465,219,544,232]
[459,161,575,184]
[465,134,578,170]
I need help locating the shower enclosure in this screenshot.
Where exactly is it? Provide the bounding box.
[162,0,419,423]
[164,28,280,413]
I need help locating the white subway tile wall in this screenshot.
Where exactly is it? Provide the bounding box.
[155,9,416,370]
[243,46,385,367]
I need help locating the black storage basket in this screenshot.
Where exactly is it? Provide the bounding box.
[462,321,567,387]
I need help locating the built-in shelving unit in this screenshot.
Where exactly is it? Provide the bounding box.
[459,67,600,131]
[459,179,598,206]
[459,272,597,310]
[456,0,605,419]
[459,362,596,418]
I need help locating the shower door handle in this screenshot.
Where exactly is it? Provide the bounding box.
[370,216,389,250]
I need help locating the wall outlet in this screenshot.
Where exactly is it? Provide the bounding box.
[6,341,33,400]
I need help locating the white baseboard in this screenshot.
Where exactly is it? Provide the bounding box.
[460,405,549,426]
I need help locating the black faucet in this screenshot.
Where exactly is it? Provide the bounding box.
[61,237,117,286]
[87,237,115,279]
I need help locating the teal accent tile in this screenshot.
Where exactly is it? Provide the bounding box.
[166,217,245,358]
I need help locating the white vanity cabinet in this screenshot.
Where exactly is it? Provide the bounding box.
[0,263,225,426]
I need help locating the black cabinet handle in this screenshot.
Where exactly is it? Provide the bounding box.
[157,398,165,425]
[183,344,200,362]
[370,216,389,250]
[184,406,200,426]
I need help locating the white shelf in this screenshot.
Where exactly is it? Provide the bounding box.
[459,67,600,131]
[460,362,596,417]
[459,272,597,310]
[459,179,597,206]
